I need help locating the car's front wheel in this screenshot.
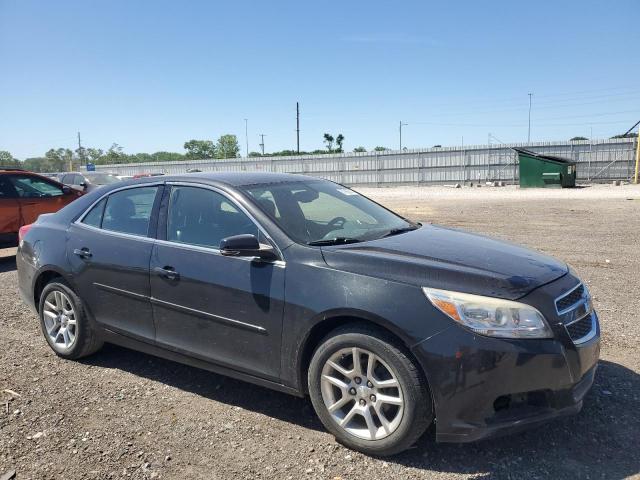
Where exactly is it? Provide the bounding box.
[308,324,433,456]
[38,280,103,359]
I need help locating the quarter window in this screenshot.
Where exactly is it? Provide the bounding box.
[167,186,259,249]
[9,175,64,198]
[82,197,107,228]
[102,187,158,237]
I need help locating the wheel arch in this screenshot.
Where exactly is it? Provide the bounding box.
[32,267,72,313]
[296,309,429,394]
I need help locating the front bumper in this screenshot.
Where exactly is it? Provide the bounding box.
[412,311,600,442]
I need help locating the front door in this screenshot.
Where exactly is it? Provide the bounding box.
[150,185,285,381]
[9,174,75,225]
[67,185,161,341]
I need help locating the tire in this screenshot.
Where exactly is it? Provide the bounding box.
[38,280,103,359]
[308,324,433,456]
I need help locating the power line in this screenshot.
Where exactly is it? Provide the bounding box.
[622,119,640,137]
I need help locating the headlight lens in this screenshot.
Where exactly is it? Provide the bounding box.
[423,287,552,339]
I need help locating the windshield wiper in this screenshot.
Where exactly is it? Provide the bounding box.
[307,237,361,246]
[381,225,420,238]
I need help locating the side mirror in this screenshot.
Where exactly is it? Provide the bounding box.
[62,186,72,194]
[219,234,277,260]
[79,182,87,190]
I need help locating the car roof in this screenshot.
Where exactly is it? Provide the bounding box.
[133,171,320,187]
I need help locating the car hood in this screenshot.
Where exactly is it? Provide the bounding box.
[320,224,568,300]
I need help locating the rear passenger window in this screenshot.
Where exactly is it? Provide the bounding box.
[102,187,158,237]
[82,198,107,228]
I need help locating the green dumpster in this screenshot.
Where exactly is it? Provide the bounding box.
[514,148,577,188]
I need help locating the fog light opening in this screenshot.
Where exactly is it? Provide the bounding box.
[493,395,511,412]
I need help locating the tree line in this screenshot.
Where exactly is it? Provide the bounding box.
[0,134,242,173]
[0,131,394,172]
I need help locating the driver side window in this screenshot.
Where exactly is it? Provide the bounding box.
[9,174,64,198]
[167,186,259,249]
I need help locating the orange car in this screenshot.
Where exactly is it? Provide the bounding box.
[0,168,83,247]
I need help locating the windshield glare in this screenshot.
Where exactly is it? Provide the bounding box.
[242,180,413,244]
[86,173,120,185]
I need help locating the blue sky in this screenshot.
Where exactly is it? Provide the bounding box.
[1,0,638,159]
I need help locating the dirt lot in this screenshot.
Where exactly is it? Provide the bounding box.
[1,184,639,479]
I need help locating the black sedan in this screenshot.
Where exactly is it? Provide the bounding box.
[16,173,600,456]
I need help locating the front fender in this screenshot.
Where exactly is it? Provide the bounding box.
[279,245,454,392]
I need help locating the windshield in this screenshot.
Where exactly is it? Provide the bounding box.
[242,180,415,245]
[85,173,121,185]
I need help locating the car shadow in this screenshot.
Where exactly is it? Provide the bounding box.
[82,344,323,432]
[83,347,640,479]
[0,255,17,273]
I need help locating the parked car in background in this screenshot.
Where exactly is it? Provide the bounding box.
[59,172,121,192]
[16,173,599,456]
[41,173,62,180]
[0,168,82,247]
[132,172,165,179]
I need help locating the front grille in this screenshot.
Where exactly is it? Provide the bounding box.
[556,284,584,313]
[566,314,594,342]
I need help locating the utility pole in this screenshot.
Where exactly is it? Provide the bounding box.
[527,93,533,143]
[296,102,300,154]
[77,131,85,166]
[635,123,640,184]
[259,134,266,155]
[244,119,249,157]
[399,121,408,150]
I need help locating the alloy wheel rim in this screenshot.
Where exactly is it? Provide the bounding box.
[42,290,77,350]
[320,347,404,440]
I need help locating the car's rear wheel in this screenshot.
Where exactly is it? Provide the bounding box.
[308,324,433,456]
[38,281,103,359]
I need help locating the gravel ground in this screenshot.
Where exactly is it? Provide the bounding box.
[1,184,640,480]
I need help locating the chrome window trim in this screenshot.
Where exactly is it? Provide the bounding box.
[154,238,285,267]
[73,221,156,243]
[72,180,286,264]
[163,181,285,262]
[75,182,164,227]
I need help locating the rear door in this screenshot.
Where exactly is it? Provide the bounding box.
[0,176,21,245]
[9,173,75,225]
[67,185,162,341]
[149,184,285,380]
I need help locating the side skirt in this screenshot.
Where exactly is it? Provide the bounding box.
[100,328,304,398]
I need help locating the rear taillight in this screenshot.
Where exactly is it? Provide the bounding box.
[18,224,33,243]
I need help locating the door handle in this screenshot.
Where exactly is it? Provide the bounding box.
[154,266,180,280]
[73,248,92,259]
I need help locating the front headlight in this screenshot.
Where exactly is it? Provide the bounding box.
[423,287,552,339]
